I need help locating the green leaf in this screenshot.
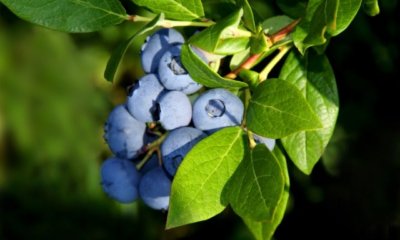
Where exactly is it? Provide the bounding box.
[236,0,257,32]
[230,48,250,70]
[279,50,338,174]
[0,0,127,32]
[329,0,362,36]
[104,14,164,82]
[292,0,338,54]
[243,147,290,240]
[276,0,307,18]
[181,44,248,89]
[224,144,285,222]
[363,0,380,16]
[246,78,322,139]
[293,0,362,54]
[131,0,204,20]
[189,9,251,55]
[262,15,293,35]
[166,127,246,229]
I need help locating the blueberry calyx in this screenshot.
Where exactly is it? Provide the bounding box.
[168,56,187,75]
[205,99,225,118]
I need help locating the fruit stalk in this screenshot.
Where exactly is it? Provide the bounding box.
[225,53,263,79]
[136,133,168,170]
[258,45,292,82]
[127,15,215,28]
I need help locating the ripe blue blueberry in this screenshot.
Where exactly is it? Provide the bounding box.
[141,28,184,73]
[192,88,244,132]
[126,74,165,122]
[161,127,207,176]
[100,157,141,203]
[253,134,276,151]
[157,90,192,130]
[139,167,171,210]
[104,105,146,159]
[158,44,203,94]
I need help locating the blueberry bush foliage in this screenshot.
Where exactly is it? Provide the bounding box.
[0,0,380,239]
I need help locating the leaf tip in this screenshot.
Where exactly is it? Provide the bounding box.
[297,164,314,175]
[103,66,115,83]
[165,209,186,230]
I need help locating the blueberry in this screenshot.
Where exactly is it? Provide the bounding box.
[253,134,276,151]
[100,157,141,203]
[104,105,146,159]
[161,127,207,176]
[192,89,244,132]
[158,44,203,94]
[157,90,192,130]
[139,167,171,210]
[141,28,184,73]
[126,74,165,122]
[139,154,160,174]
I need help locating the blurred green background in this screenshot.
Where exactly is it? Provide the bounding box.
[0,1,399,239]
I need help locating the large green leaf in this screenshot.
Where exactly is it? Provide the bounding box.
[246,79,322,139]
[224,144,285,221]
[243,147,290,240]
[181,44,248,88]
[293,0,362,54]
[104,14,164,82]
[189,9,251,55]
[0,0,127,32]
[166,127,246,229]
[279,51,338,175]
[131,0,204,20]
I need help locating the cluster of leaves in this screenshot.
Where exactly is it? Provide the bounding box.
[0,0,379,239]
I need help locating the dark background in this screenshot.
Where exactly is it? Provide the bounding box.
[0,0,399,239]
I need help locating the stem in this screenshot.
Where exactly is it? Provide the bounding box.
[241,88,251,128]
[247,130,257,149]
[160,19,215,28]
[147,132,168,149]
[225,53,262,79]
[127,15,152,22]
[267,18,301,45]
[259,46,292,82]
[136,148,157,170]
[136,133,168,170]
[241,89,256,149]
[222,19,300,80]
[127,15,215,28]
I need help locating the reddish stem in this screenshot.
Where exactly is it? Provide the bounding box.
[269,18,301,44]
[225,53,262,79]
[225,19,300,80]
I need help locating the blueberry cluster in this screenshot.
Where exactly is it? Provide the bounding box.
[100,28,275,210]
